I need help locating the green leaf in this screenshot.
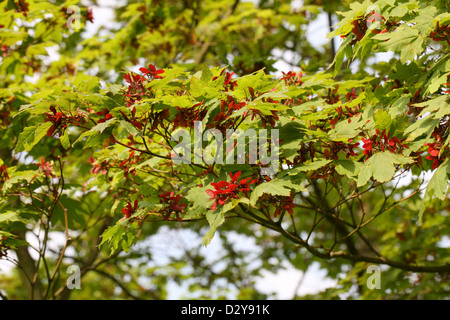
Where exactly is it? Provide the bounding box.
[92,118,117,133]
[15,122,53,153]
[222,197,249,214]
[132,157,162,171]
[418,159,450,225]
[119,120,140,137]
[434,12,450,26]
[234,70,275,100]
[404,117,440,142]
[374,109,392,131]
[279,120,305,161]
[100,222,126,255]
[52,195,87,228]
[100,220,139,256]
[330,36,353,76]
[185,185,214,219]
[427,72,450,94]
[335,159,363,179]
[373,25,424,63]
[416,95,450,119]
[389,95,411,117]
[326,1,364,39]
[149,66,184,89]
[289,159,332,175]
[291,98,324,115]
[0,211,25,224]
[328,113,367,141]
[0,230,29,248]
[400,35,424,64]
[76,76,100,93]
[357,152,414,186]
[2,170,42,193]
[250,179,292,206]
[200,66,214,83]
[60,130,71,150]
[189,76,220,100]
[73,119,116,148]
[202,211,225,246]
[389,4,408,18]
[83,131,108,149]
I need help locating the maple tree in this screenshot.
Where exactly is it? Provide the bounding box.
[0,0,449,300]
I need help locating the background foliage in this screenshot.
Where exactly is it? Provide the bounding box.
[0,0,449,300]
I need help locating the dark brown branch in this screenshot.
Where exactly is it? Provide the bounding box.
[328,12,336,63]
[13,230,44,300]
[235,196,450,274]
[91,269,144,300]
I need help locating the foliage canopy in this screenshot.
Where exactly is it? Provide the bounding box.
[0,0,449,300]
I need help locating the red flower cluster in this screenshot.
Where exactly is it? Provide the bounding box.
[443,82,450,94]
[15,0,29,17]
[442,75,450,94]
[324,86,340,105]
[274,195,295,217]
[322,140,359,160]
[424,123,449,169]
[362,129,409,161]
[89,156,108,175]
[173,101,206,128]
[45,106,65,137]
[348,11,388,43]
[285,142,316,167]
[350,16,368,43]
[123,72,141,85]
[259,193,296,218]
[424,143,442,170]
[206,171,257,211]
[139,64,165,80]
[120,150,138,178]
[346,88,358,101]
[34,158,56,179]
[158,191,187,221]
[89,150,139,178]
[341,11,392,43]
[122,199,139,219]
[96,108,113,124]
[329,104,361,129]
[0,110,10,127]
[1,45,10,58]
[123,64,164,108]
[223,71,238,91]
[207,96,246,131]
[45,105,86,137]
[119,107,143,130]
[124,72,145,107]
[281,71,303,86]
[213,69,238,91]
[366,11,385,27]
[85,7,94,23]
[430,22,450,46]
[248,108,279,128]
[407,89,425,116]
[245,96,280,128]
